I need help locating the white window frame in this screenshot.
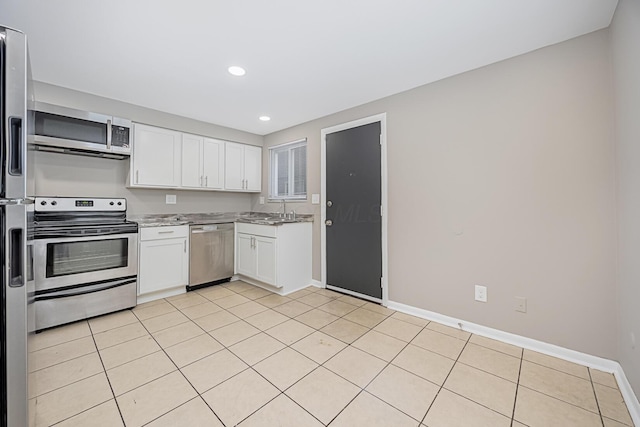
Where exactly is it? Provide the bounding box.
[269,138,307,201]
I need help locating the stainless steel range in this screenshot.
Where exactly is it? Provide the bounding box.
[32,196,138,330]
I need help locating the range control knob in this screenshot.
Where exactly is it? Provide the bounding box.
[109,201,114,206]
[40,200,47,206]
[117,201,122,206]
[51,201,57,206]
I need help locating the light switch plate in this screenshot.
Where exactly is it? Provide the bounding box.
[259,196,265,205]
[166,194,177,204]
[312,194,320,204]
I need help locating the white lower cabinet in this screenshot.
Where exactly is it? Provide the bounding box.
[235,222,311,295]
[138,225,189,302]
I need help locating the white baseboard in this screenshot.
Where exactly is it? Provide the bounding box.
[310,279,323,288]
[387,300,640,425]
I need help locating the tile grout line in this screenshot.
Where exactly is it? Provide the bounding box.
[587,368,606,427]
[419,331,476,425]
[196,284,328,426]
[164,283,326,426]
[509,346,525,427]
[87,321,126,427]
[28,343,97,375]
[221,283,401,426]
[319,315,429,425]
[130,302,227,427]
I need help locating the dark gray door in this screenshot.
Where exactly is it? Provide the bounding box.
[326,121,382,299]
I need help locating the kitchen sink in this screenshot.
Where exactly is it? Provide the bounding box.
[239,214,300,225]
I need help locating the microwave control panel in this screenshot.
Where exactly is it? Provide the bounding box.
[111,125,130,148]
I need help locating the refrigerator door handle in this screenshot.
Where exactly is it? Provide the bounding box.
[8,228,24,287]
[8,116,23,175]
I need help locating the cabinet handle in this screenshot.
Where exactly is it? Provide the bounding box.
[200,176,203,186]
[205,176,208,187]
[158,230,175,234]
[184,241,187,253]
[136,170,139,184]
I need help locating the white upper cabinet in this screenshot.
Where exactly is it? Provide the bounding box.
[181,134,224,190]
[202,138,225,189]
[131,124,181,187]
[244,145,262,191]
[225,142,262,192]
[130,123,259,192]
[181,133,202,188]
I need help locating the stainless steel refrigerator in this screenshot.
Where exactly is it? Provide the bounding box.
[1,26,32,427]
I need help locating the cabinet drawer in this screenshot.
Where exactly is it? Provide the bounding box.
[235,222,277,238]
[140,225,189,241]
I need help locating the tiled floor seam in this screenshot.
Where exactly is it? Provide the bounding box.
[240,366,326,426]
[322,323,424,424]
[419,332,473,425]
[587,369,607,427]
[211,288,393,425]
[34,372,113,427]
[131,310,225,425]
[517,384,603,417]
[28,347,98,375]
[509,347,525,426]
[523,358,595,382]
[86,323,126,427]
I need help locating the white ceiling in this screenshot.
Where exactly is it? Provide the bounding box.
[3,0,618,135]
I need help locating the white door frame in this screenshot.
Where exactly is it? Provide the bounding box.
[320,113,388,306]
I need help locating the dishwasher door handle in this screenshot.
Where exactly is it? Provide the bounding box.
[191,229,217,234]
[191,225,219,233]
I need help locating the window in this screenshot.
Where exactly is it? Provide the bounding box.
[269,139,307,200]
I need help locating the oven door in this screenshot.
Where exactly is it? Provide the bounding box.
[33,232,138,292]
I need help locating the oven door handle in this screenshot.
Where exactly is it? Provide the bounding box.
[34,277,137,301]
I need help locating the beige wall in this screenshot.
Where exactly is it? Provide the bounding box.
[257,30,618,359]
[32,82,262,214]
[611,0,640,395]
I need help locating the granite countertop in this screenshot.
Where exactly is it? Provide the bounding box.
[129,211,314,227]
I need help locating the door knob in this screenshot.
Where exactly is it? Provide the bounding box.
[327,200,333,207]
[325,220,333,226]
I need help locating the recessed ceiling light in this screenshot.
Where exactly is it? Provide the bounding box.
[228,66,246,76]
[259,116,271,122]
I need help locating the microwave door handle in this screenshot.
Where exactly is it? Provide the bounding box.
[106,118,112,150]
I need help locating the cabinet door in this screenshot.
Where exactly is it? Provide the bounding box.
[139,238,188,295]
[255,236,276,285]
[244,145,262,192]
[225,142,244,190]
[202,138,224,189]
[236,233,256,277]
[132,124,181,187]
[181,134,203,188]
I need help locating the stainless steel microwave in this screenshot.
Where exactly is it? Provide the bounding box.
[29,102,132,159]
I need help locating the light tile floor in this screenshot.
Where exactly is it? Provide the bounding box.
[28,281,636,427]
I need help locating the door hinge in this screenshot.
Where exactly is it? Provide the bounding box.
[381,277,383,288]
[380,205,383,216]
[379,134,382,145]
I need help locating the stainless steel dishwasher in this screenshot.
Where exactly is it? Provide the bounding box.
[188,223,234,290]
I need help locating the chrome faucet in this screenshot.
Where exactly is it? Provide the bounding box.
[280,199,286,217]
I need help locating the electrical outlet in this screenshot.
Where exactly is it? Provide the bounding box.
[515,297,527,313]
[474,285,487,303]
[165,194,176,204]
[259,196,265,205]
